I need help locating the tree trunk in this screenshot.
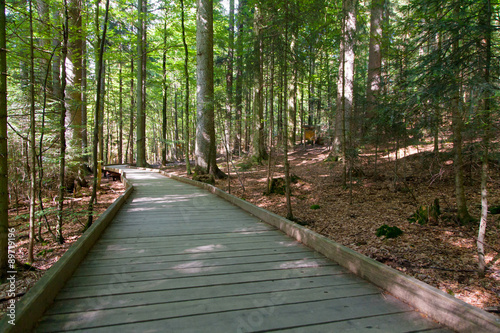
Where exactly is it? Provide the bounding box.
[161,16,168,166]
[225,0,234,155]
[136,0,147,167]
[477,0,492,277]
[57,1,69,244]
[0,0,9,278]
[233,0,245,155]
[28,0,37,264]
[451,4,472,225]
[283,3,293,220]
[251,3,267,163]
[86,0,110,230]
[117,60,123,164]
[334,0,356,187]
[68,0,86,185]
[128,57,134,164]
[195,0,222,177]
[365,0,384,122]
[181,0,191,174]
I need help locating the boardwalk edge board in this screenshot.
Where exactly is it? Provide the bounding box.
[0,167,134,333]
[135,166,500,333]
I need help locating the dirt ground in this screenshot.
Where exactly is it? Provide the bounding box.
[163,144,500,316]
[0,177,124,319]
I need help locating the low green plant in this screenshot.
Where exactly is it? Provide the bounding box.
[310,204,321,210]
[375,224,403,239]
[408,199,440,225]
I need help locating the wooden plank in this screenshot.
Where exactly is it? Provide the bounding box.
[72,252,329,277]
[42,295,426,333]
[91,232,291,250]
[54,266,358,300]
[271,312,442,333]
[83,238,302,260]
[77,246,311,268]
[46,277,369,315]
[37,286,384,331]
[66,258,337,287]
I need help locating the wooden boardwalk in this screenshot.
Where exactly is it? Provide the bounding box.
[35,167,451,332]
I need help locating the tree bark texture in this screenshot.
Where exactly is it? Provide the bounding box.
[195,0,218,176]
[0,0,8,278]
[136,0,147,167]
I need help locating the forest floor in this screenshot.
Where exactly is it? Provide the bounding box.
[0,177,124,320]
[162,143,500,316]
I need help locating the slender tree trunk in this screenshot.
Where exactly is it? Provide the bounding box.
[283,6,293,220]
[86,0,110,230]
[28,0,37,264]
[161,17,168,166]
[251,3,267,163]
[81,11,88,164]
[180,0,191,174]
[365,0,384,122]
[451,4,472,225]
[118,60,123,164]
[266,45,275,194]
[128,58,134,164]
[174,90,179,160]
[225,0,234,155]
[57,1,69,244]
[233,0,245,155]
[0,0,8,278]
[477,0,491,276]
[136,0,147,167]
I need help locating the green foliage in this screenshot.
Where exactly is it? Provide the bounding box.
[375,225,403,239]
[37,249,54,257]
[489,206,500,215]
[310,204,321,210]
[237,160,254,171]
[408,199,441,225]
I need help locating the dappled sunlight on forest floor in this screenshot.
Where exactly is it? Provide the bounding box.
[163,142,500,316]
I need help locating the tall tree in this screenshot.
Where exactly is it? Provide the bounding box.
[57,0,70,244]
[181,0,191,174]
[233,0,245,155]
[0,0,8,278]
[68,0,86,185]
[333,0,357,187]
[451,2,472,224]
[86,0,110,230]
[195,0,223,177]
[136,0,147,167]
[250,3,267,163]
[28,0,36,264]
[161,14,168,166]
[477,0,492,277]
[365,0,384,121]
[225,0,234,154]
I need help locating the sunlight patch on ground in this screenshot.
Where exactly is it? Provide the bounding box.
[173,261,217,274]
[184,244,226,253]
[276,241,300,247]
[447,237,475,250]
[279,259,321,269]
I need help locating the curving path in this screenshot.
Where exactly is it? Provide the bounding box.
[35,167,450,332]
